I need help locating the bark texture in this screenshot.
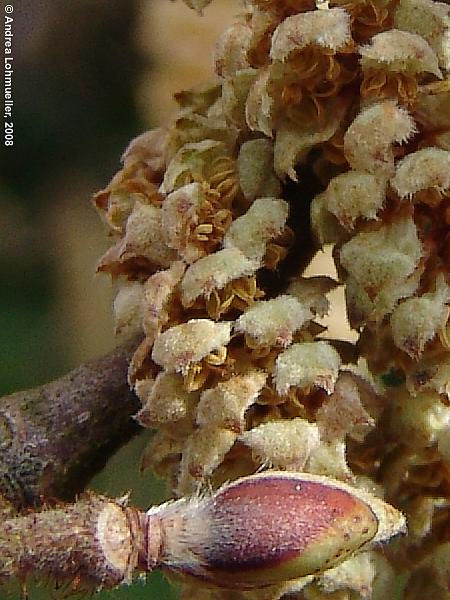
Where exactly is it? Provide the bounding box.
[0,341,140,510]
[0,495,146,590]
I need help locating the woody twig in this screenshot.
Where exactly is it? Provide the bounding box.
[0,340,140,512]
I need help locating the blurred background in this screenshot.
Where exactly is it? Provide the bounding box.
[1,1,352,598]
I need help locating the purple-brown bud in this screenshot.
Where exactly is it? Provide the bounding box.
[146,471,406,589]
[0,473,405,593]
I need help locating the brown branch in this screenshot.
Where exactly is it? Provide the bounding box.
[0,495,148,591]
[0,340,141,511]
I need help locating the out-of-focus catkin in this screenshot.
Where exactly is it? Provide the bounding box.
[94,0,450,597]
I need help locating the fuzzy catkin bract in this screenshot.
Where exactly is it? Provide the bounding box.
[94,0,450,597]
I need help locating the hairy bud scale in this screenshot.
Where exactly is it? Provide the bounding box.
[146,472,405,589]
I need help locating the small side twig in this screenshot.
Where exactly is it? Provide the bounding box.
[0,340,141,511]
